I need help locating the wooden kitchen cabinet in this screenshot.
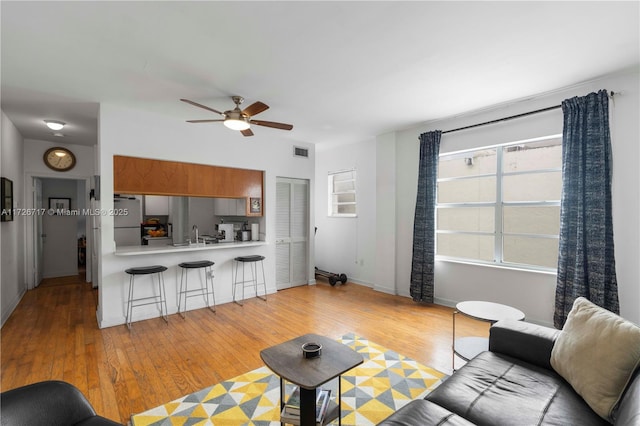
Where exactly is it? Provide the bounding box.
[114,156,189,194]
[114,156,263,215]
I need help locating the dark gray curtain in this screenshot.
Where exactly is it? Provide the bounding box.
[554,89,619,329]
[410,131,441,303]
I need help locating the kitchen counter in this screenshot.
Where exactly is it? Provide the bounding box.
[103,239,270,328]
[115,240,266,256]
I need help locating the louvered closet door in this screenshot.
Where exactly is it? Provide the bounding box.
[276,178,309,290]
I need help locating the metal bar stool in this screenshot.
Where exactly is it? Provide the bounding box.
[232,255,267,306]
[124,265,169,329]
[178,260,216,317]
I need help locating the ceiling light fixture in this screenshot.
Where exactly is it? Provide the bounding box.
[53,132,65,137]
[44,120,65,131]
[223,111,250,131]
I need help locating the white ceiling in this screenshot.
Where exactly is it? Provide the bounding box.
[1,1,638,149]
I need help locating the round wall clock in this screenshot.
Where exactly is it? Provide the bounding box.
[43,147,76,172]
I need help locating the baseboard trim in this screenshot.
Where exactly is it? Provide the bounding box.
[43,270,79,279]
[1,288,26,328]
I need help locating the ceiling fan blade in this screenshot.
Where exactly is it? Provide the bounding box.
[242,101,269,117]
[241,128,254,137]
[186,119,225,123]
[180,99,224,116]
[250,120,293,131]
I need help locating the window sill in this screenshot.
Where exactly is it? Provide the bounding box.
[435,257,557,276]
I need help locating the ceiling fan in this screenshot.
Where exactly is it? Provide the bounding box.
[180,96,293,137]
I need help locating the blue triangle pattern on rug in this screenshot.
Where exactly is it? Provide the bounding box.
[131,334,446,426]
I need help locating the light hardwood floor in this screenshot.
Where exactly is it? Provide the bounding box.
[1,274,488,424]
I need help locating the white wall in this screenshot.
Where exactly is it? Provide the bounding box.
[317,69,639,327]
[97,103,315,327]
[41,178,81,210]
[1,110,26,326]
[315,140,376,286]
[390,69,640,326]
[374,132,397,294]
[23,139,96,178]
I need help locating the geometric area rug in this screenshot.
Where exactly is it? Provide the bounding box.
[130,333,447,425]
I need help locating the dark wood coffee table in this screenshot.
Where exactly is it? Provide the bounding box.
[260,334,363,426]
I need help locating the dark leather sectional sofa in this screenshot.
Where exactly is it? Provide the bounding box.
[379,320,640,425]
[0,380,121,425]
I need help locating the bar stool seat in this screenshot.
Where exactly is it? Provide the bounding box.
[125,265,168,275]
[233,255,267,306]
[179,260,215,269]
[178,260,216,317]
[125,265,168,329]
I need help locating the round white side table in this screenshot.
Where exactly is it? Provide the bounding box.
[452,300,525,371]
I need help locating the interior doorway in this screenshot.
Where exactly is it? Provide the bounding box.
[29,176,91,288]
[275,177,309,290]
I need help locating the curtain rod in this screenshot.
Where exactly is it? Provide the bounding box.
[442,105,561,134]
[442,90,617,135]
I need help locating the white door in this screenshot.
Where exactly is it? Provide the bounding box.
[42,214,78,278]
[276,178,309,290]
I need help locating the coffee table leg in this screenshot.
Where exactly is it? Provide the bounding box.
[452,309,458,372]
[300,387,316,426]
[338,377,342,426]
[280,377,285,426]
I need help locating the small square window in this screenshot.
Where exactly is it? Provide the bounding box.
[328,170,356,217]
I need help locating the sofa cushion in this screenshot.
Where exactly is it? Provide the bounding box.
[550,297,640,421]
[377,399,475,426]
[426,351,608,426]
[612,369,640,425]
[489,319,559,370]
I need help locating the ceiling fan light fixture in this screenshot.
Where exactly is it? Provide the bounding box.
[44,120,65,131]
[223,110,250,131]
[224,118,250,131]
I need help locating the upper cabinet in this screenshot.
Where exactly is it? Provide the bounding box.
[144,195,169,216]
[114,156,263,216]
[214,198,247,216]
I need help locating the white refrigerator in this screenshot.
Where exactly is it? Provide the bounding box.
[114,198,142,246]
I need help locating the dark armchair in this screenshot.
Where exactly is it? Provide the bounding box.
[1,380,121,426]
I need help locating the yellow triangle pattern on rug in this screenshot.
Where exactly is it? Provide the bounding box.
[131,333,446,425]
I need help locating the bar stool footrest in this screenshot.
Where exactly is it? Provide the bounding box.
[178,261,216,317]
[232,256,267,305]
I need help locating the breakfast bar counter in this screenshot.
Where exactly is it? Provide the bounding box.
[115,241,267,256]
[100,240,270,328]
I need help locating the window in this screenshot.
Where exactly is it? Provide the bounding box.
[328,169,357,217]
[436,135,562,271]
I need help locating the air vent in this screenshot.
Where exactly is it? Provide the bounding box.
[293,146,309,158]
